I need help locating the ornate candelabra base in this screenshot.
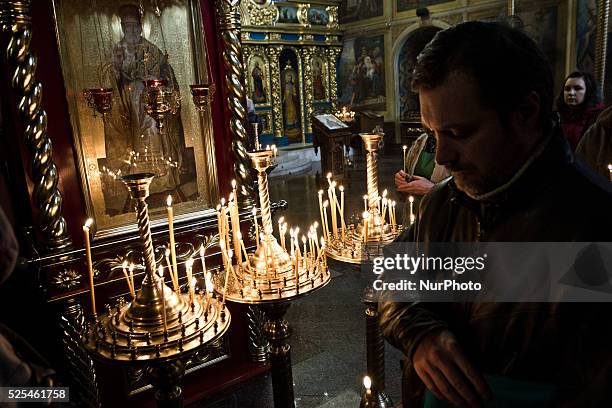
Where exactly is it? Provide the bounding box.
[325,222,401,264]
[146,359,185,408]
[262,302,294,408]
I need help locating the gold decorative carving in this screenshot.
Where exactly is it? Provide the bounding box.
[326,5,339,29]
[265,45,283,138]
[300,46,315,134]
[215,0,257,206]
[302,34,314,41]
[269,32,282,41]
[297,3,310,27]
[0,0,71,252]
[327,47,342,111]
[242,0,278,26]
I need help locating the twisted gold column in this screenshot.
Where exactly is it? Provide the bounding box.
[121,174,157,281]
[361,134,382,211]
[595,0,610,99]
[215,0,256,206]
[266,45,283,138]
[1,0,71,251]
[327,47,342,111]
[301,47,315,134]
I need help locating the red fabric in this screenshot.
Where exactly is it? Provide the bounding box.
[561,103,605,151]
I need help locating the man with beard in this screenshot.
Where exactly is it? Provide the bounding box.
[379,21,612,407]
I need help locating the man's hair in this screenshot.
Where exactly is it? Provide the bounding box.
[412,21,553,131]
[556,71,598,113]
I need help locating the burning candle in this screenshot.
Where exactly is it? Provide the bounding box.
[167,195,179,291]
[83,218,96,317]
[323,200,330,240]
[317,190,325,237]
[237,232,251,271]
[409,195,415,225]
[339,185,346,236]
[252,207,259,249]
[273,145,278,158]
[362,211,370,243]
[329,182,338,239]
[402,145,408,172]
[158,265,167,333]
[364,376,372,396]
[229,193,242,266]
[186,257,195,305]
[363,195,368,212]
[302,235,307,266]
[608,164,612,181]
[326,172,332,186]
[199,244,207,280]
[122,260,135,300]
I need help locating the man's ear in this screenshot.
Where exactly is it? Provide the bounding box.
[512,91,541,132]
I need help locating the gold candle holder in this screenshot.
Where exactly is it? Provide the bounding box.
[325,133,404,264]
[190,83,216,113]
[213,149,330,304]
[83,172,230,363]
[83,88,113,119]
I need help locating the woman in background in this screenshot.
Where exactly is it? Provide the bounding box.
[556,71,603,150]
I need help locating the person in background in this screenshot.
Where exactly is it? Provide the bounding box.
[556,71,603,150]
[576,104,612,180]
[394,132,449,226]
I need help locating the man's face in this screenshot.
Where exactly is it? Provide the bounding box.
[563,77,586,106]
[419,72,531,197]
[121,18,142,46]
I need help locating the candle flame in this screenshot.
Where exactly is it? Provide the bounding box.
[323,200,329,207]
[382,189,388,197]
[608,164,612,170]
[232,179,237,188]
[167,195,173,207]
[409,195,414,203]
[165,248,171,257]
[186,258,194,268]
[158,265,164,277]
[84,218,94,228]
[318,190,323,196]
[221,198,226,206]
[302,235,306,243]
[363,195,368,200]
[279,216,285,224]
[402,145,407,151]
[129,263,134,272]
[326,172,332,179]
[122,260,128,268]
[252,207,257,215]
[331,181,336,188]
[363,211,370,220]
[363,376,372,390]
[237,231,243,240]
[339,185,344,192]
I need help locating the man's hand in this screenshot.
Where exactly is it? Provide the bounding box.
[395,173,435,196]
[413,330,491,408]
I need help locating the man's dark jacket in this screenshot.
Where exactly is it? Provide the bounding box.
[379,130,612,407]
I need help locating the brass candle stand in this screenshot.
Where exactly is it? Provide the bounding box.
[83,173,230,408]
[213,148,330,408]
[325,133,403,264]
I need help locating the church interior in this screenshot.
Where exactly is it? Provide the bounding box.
[0,0,610,407]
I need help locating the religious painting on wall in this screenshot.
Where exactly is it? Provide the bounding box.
[277,5,299,24]
[339,0,383,24]
[312,55,329,101]
[397,0,449,13]
[576,0,597,74]
[280,49,302,143]
[516,3,563,90]
[53,0,218,238]
[248,54,270,105]
[397,26,441,121]
[308,7,330,25]
[337,35,385,110]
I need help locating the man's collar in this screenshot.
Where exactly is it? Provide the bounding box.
[449,127,572,207]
